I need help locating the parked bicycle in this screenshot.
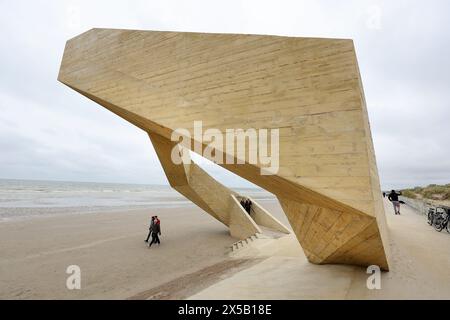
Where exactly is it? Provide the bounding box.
[427,206,450,233]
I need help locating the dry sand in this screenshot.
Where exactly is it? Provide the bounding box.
[0,204,244,299]
[1,199,450,299]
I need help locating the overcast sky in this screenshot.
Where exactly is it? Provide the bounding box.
[0,0,449,189]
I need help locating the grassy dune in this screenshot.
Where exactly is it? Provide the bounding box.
[401,184,450,202]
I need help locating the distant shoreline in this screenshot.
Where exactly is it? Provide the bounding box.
[0,178,275,222]
[0,178,263,190]
[0,199,279,224]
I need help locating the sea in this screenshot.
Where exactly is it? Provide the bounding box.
[0,179,275,222]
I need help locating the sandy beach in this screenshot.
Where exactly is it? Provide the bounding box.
[1,198,450,299]
[0,203,264,299]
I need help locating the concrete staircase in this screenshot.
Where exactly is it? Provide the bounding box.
[230,233,262,253]
[229,226,288,253]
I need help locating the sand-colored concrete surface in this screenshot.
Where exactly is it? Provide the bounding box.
[189,199,450,299]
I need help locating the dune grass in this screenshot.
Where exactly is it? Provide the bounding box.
[401,184,450,201]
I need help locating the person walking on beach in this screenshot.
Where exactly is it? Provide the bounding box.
[388,190,402,215]
[149,216,161,247]
[144,216,155,243]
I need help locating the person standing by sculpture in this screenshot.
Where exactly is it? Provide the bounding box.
[240,198,252,215]
[388,190,402,215]
[240,198,246,210]
[149,216,161,247]
[246,199,252,215]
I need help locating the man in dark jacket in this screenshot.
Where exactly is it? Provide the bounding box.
[240,199,246,210]
[388,190,402,215]
[144,216,155,243]
[149,216,161,247]
[246,199,252,215]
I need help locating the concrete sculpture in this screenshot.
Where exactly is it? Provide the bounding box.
[58,28,391,270]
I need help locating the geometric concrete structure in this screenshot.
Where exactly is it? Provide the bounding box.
[58,29,391,270]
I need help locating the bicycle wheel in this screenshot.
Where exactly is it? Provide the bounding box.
[434,219,444,232]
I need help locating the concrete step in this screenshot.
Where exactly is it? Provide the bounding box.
[230,233,258,252]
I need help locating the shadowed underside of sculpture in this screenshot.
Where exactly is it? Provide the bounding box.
[58,28,391,270]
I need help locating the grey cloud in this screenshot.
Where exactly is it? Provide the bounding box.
[0,0,449,190]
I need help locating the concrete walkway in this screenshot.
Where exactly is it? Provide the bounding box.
[188,199,450,300]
